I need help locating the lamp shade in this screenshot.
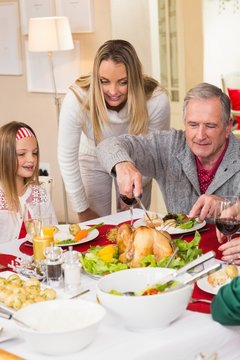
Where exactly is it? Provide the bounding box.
[28,16,74,52]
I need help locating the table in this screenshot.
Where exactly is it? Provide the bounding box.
[0,209,240,360]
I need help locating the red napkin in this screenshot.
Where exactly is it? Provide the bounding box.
[0,254,16,272]
[187,283,214,314]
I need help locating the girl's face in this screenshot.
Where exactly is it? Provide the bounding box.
[99,59,128,110]
[16,136,38,180]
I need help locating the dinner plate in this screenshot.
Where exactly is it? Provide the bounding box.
[28,225,99,247]
[133,217,206,235]
[197,262,240,295]
[55,225,99,247]
[0,271,87,312]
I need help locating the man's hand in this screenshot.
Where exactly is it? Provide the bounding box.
[189,194,223,222]
[78,208,99,222]
[115,161,143,198]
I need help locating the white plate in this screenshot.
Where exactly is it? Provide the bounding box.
[133,217,206,235]
[197,263,240,295]
[28,225,99,247]
[55,225,99,247]
[0,271,87,312]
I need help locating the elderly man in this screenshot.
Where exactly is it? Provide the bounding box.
[97,82,240,262]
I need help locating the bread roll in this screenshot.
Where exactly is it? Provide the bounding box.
[208,265,238,287]
[207,269,228,287]
[224,264,238,279]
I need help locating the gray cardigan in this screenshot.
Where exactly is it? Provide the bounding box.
[97,129,240,214]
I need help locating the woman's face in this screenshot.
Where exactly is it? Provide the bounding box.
[16,136,38,180]
[99,59,128,110]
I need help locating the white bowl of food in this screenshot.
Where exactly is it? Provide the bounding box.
[14,299,106,355]
[96,267,192,330]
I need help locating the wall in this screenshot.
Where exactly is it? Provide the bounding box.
[0,0,112,223]
[203,0,240,86]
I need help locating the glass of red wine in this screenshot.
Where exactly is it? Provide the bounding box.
[214,196,240,263]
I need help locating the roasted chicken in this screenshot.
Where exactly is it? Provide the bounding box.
[116,224,173,267]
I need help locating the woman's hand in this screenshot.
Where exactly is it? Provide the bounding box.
[78,208,99,222]
[218,237,240,265]
[189,194,223,221]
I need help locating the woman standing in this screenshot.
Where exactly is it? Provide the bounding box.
[58,39,170,222]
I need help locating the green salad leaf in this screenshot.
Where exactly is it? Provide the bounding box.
[80,246,128,276]
[80,231,202,276]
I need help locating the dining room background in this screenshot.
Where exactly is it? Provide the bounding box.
[0,0,239,223]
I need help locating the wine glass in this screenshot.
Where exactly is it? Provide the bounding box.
[23,203,42,241]
[214,196,240,263]
[119,194,137,227]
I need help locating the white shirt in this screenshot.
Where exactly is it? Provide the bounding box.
[58,87,170,213]
[0,183,57,243]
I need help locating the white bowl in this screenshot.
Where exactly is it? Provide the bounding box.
[14,299,106,355]
[96,267,193,330]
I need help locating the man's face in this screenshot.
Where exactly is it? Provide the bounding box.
[185,97,232,166]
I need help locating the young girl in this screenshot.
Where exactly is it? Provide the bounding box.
[0,121,57,242]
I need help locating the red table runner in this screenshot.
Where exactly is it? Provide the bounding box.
[19,221,222,314]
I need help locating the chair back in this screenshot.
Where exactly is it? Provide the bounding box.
[221,73,240,94]
[39,176,53,199]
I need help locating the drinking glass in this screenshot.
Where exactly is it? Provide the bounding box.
[23,203,54,263]
[23,203,41,241]
[214,196,240,263]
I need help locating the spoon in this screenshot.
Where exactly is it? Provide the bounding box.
[0,308,37,331]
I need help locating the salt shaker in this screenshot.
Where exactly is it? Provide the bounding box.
[64,247,82,293]
[44,245,63,287]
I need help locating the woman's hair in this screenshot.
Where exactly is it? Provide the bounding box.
[183,82,231,126]
[0,121,39,211]
[71,39,165,143]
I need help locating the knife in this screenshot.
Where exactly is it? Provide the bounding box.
[134,196,155,227]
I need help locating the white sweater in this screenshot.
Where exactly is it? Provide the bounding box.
[58,87,170,213]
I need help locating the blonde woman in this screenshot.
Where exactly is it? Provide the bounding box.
[0,121,57,242]
[58,39,170,222]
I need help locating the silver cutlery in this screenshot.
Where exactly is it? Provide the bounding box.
[69,289,90,299]
[0,307,37,330]
[165,247,179,268]
[134,196,155,227]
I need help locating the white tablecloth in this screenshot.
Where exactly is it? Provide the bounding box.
[1,209,240,360]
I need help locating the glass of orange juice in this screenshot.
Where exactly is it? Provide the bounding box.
[33,215,55,263]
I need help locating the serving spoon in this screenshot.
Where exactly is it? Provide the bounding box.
[0,307,37,331]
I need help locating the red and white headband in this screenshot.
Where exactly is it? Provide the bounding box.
[16,127,35,140]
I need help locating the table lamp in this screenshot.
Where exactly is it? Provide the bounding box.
[28,16,74,224]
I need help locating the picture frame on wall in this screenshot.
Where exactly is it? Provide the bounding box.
[25,40,81,94]
[19,0,54,34]
[0,2,22,75]
[55,0,94,33]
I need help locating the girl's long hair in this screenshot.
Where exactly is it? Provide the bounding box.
[70,39,166,143]
[0,121,39,211]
